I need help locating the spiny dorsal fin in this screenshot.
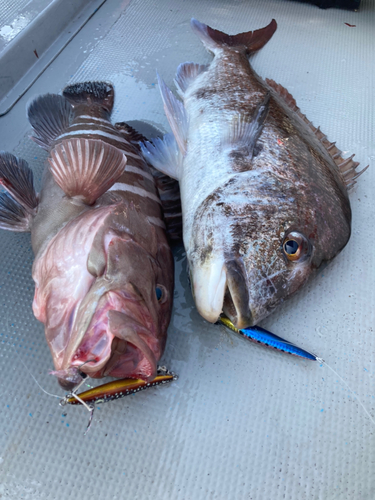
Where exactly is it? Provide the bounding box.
[115,122,183,241]
[48,138,127,205]
[266,78,369,189]
[149,168,182,242]
[63,81,114,113]
[114,122,145,144]
[28,94,73,150]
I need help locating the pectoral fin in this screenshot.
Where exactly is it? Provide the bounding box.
[225,92,270,158]
[48,138,127,205]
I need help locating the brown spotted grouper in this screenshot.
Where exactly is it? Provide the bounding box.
[142,19,367,329]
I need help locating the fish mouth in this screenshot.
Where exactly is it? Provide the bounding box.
[222,258,253,329]
[53,289,159,388]
[192,256,252,328]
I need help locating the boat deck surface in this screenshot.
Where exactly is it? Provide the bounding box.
[0,1,374,499]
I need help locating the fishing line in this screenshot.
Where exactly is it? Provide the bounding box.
[4,311,63,400]
[7,313,97,433]
[318,357,375,427]
[17,355,62,400]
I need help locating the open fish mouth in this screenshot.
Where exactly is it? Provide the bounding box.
[222,259,253,329]
[192,257,252,329]
[52,289,159,389]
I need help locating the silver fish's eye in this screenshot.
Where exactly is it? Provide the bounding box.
[284,240,299,255]
[283,232,310,262]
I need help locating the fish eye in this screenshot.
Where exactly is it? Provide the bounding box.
[282,232,310,262]
[156,286,167,303]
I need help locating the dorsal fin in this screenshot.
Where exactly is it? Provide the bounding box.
[114,122,145,144]
[112,121,183,241]
[149,167,182,242]
[266,78,369,189]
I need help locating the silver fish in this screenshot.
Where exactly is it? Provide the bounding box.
[0,82,174,389]
[142,19,367,329]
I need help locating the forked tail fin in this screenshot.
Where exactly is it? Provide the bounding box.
[0,152,38,231]
[190,18,277,55]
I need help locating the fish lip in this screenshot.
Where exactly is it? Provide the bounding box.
[191,255,253,328]
[222,258,253,329]
[60,291,159,383]
[192,256,227,323]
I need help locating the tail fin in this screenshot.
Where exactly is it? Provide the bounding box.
[190,18,277,55]
[63,81,114,113]
[0,152,38,231]
[48,138,127,205]
[28,94,73,150]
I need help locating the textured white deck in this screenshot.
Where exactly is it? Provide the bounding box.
[0,1,374,499]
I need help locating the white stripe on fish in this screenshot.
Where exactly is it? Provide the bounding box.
[125,165,154,182]
[79,116,113,124]
[108,182,161,204]
[56,130,142,159]
[147,216,166,228]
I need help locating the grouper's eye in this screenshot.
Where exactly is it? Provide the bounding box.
[283,232,310,262]
[156,285,167,303]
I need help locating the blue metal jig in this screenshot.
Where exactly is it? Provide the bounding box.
[219,316,319,361]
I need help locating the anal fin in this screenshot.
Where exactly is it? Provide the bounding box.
[266,78,368,189]
[28,94,73,150]
[175,62,208,95]
[48,138,127,205]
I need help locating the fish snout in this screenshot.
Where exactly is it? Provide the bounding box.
[191,256,252,328]
[192,255,227,323]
